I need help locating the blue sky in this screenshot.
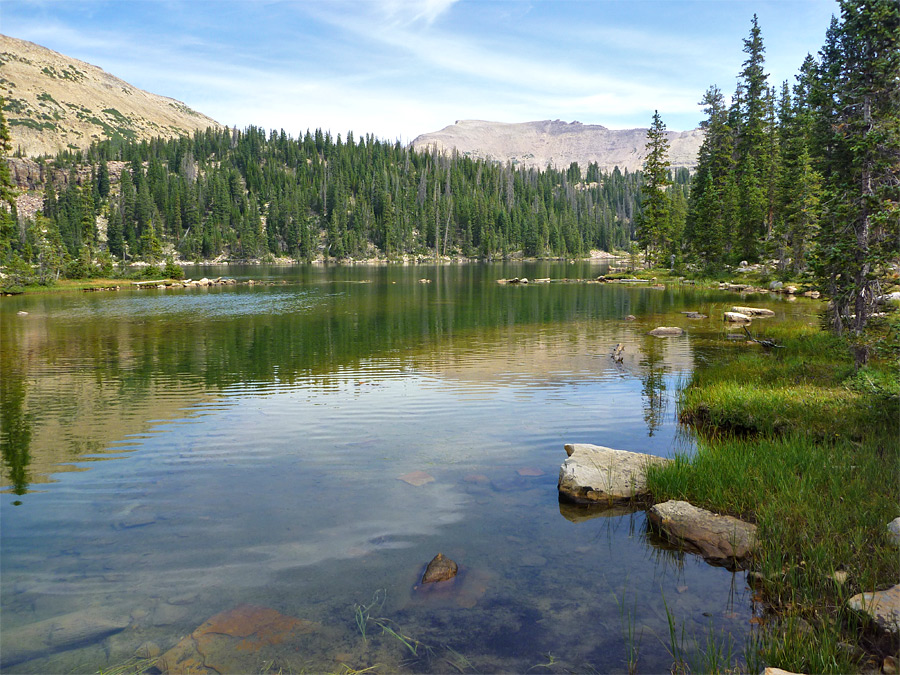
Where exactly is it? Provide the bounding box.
[3,0,837,141]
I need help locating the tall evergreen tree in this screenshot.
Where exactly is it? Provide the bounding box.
[813,0,900,364]
[639,110,673,265]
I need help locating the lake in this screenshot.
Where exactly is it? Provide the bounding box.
[0,262,818,673]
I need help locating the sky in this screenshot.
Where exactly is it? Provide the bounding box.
[3,0,838,142]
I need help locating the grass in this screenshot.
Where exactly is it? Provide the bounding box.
[646,315,900,673]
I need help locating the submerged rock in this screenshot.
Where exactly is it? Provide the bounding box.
[156,605,318,675]
[0,607,130,667]
[648,500,757,567]
[648,326,684,336]
[682,311,707,319]
[422,553,458,584]
[558,443,670,504]
[397,470,435,486]
[848,584,900,635]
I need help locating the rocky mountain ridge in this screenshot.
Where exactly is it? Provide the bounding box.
[0,34,221,157]
[412,119,704,174]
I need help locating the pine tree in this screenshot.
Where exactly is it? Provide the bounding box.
[639,111,673,265]
[813,0,900,364]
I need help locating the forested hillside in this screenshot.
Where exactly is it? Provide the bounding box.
[1,123,692,274]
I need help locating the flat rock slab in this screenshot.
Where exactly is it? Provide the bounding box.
[848,584,900,635]
[724,311,752,323]
[648,500,757,567]
[156,605,319,674]
[0,607,131,667]
[398,470,435,486]
[558,443,670,504]
[648,326,684,336]
[731,306,775,316]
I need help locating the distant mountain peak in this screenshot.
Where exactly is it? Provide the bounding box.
[0,34,221,157]
[412,119,702,173]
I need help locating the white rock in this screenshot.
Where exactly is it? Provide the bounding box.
[731,306,775,317]
[558,444,670,504]
[648,500,757,566]
[724,312,752,323]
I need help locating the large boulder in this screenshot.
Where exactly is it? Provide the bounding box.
[647,500,757,567]
[848,584,900,635]
[558,444,670,504]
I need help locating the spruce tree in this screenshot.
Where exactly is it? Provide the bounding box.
[813,0,900,364]
[639,110,673,265]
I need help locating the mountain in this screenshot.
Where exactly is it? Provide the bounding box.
[0,34,221,157]
[411,119,704,173]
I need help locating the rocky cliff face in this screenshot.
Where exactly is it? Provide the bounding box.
[411,119,704,174]
[0,34,222,157]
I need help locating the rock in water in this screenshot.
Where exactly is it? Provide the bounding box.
[724,311,752,323]
[156,605,318,674]
[422,553,458,584]
[0,608,130,667]
[648,326,684,336]
[648,500,757,567]
[558,443,670,504]
[731,306,775,317]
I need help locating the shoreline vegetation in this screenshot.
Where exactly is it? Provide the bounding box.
[646,311,899,673]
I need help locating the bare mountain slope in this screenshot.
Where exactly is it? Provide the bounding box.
[412,119,704,173]
[0,34,221,157]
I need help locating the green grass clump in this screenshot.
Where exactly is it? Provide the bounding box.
[647,320,899,673]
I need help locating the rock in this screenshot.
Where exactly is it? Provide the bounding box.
[398,470,435,486]
[724,312,752,323]
[769,281,784,290]
[558,443,670,504]
[648,326,684,336]
[625,314,637,321]
[682,311,707,319]
[16,310,28,315]
[888,517,900,546]
[517,467,544,477]
[647,500,757,567]
[422,553,458,584]
[0,607,131,667]
[739,260,749,268]
[802,290,821,298]
[731,306,775,316]
[884,655,898,674]
[156,605,318,675]
[848,584,900,635]
[418,278,432,283]
[784,286,798,294]
[762,669,803,675]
